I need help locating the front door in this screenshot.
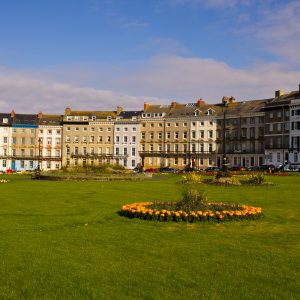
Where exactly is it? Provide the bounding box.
[12,160,15,171]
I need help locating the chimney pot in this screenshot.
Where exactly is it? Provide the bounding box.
[144,102,150,111]
[275,89,285,97]
[197,98,205,106]
[64,107,71,115]
[10,110,15,118]
[117,106,123,115]
[37,111,43,118]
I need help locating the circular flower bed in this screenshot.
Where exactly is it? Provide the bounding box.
[120,202,263,223]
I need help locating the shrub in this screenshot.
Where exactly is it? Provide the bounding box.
[181,172,203,184]
[215,171,232,179]
[215,177,241,185]
[177,184,208,211]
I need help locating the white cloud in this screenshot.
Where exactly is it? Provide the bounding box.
[1,55,299,114]
[0,67,157,113]
[255,0,300,64]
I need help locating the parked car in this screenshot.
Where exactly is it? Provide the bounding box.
[228,166,248,171]
[159,167,175,173]
[144,168,155,173]
[205,166,221,172]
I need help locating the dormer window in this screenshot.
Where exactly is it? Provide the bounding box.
[107,116,112,121]
[92,116,96,121]
[66,116,72,121]
[207,108,214,115]
[83,116,89,121]
[2,118,8,124]
[194,109,200,116]
[74,116,80,121]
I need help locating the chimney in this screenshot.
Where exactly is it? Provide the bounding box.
[117,106,123,115]
[222,96,229,105]
[197,98,206,106]
[64,107,71,115]
[37,111,43,119]
[10,110,15,118]
[170,101,177,108]
[275,89,285,97]
[229,96,236,103]
[144,102,150,111]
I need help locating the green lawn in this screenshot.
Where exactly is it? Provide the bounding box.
[0,175,299,299]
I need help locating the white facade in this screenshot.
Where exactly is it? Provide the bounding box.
[0,125,12,171]
[38,125,62,170]
[289,98,300,166]
[114,119,140,169]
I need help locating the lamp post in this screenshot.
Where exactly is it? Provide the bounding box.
[222,103,228,171]
[38,138,42,171]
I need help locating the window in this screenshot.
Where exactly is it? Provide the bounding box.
[250,117,255,124]
[174,144,179,153]
[98,136,103,142]
[141,132,146,139]
[209,130,213,138]
[150,132,154,140]
[92,116,96,121]
[183,122,187,127]
[115,136,120,143]
[107,116,112,121]
[107,128,111,132]
[124,127,128,132]
[131,160,136,167]
[106,136,111,142]
[74,136,79,143]
[83,127,87,132]
[124,148,128,155]
[166,132,170,139]
[270,112,273,119]
[209,144,213,152]
[56,138,61,145]
[56,150,60,157]
[158,144,162,151]
[277,152,281,162]
[75,127,79,131]
[74,116,80,121]
[132,127,137,132]
[158,132,162,139]
[115,147,119,155]
[150,144,154,152]
[277,111,282,118]
[132,148,136,156]
[82,136,87,143]
[192,122,196,127]
[209,121,213,126]
[30,149,34,157]
[66,136,70,142]
[200,121,204,126]
[294,152,298,163]
[150,123,154,128]
[47,138,52,145]
[175,123,179,127]
[83,116,88,121]
[67,116,72,121]
[3,160,6,167]
[21,137,25,144]
[74,147,79,154]
[191,131,196,139]
[183,132,187,139]
[66,127,70,131]
[123,136,128,143]
[48,130,52,135]
[175,132,179,139]
[116,127,120,132]
[99,127,103,132]
[132,136,136,143]
[91,127,95,132]
[83,147,87,155]
[90,136,95,143]
[200,130,204,138]
[191,144,196,153]
[200,144,204,152]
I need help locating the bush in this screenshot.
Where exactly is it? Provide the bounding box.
[177,184,208,211]
[181,172,203,184]
[216,171,232,179]
[215,177,241,185]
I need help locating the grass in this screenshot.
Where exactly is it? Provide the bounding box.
[0,174,299,299]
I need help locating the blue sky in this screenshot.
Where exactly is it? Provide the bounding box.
[0,0,299,112]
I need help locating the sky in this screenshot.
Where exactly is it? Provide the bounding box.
[0,0,299,113]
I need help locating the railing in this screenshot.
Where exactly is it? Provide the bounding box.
[71,153,128,159]
[139,151,216,158]
[0,155,62,161]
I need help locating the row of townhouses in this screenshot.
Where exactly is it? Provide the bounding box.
[0,85,300,172]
